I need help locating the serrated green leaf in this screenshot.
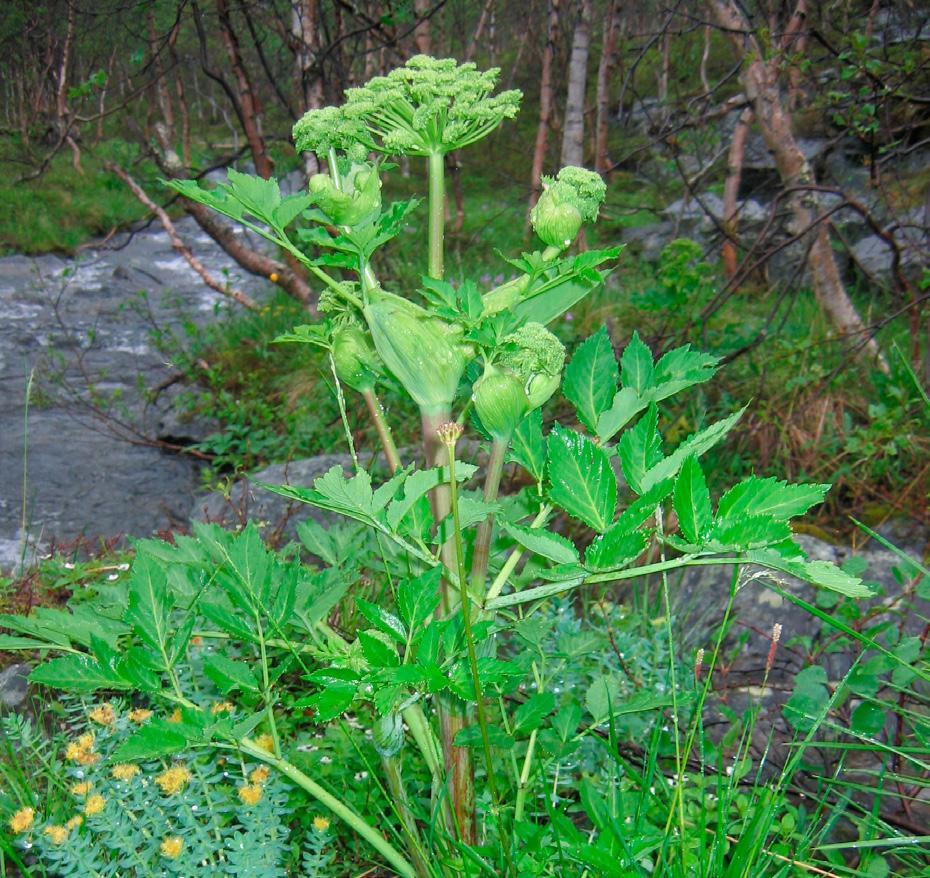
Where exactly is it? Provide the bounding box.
[711,516,792,549]
[653,344,718,392]
[124,552,174,656]
[584,528,648,572]
[617,403,662,493]
[29,654,129,693]
[619,331,654,395]
[204,654,261,694]
[434,496,502,544]
[513,692,557,735]
[398,568,441,633]
[547,425,617,533]
[641,406,745,491]
[748,550,873,597]
[674,456,711,544]
[357,598,406,644]
[613,479,674,533]
[504,522,579,565]
[596,387,646,442]
[223,167,281,220]
[385,464,478,531]
[508,409,546,482]
[272,193,314,229]
[359,630,399,668]
[113,721,190,761]
[562,326,618,432]
[717,477,830,523]
[300,685,357,723]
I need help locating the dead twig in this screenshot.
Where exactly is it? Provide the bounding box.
[104,161,260,312]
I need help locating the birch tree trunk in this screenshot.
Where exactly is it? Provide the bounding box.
[561,0,592,168]
[289,0,324,175]
[413,0,432,54]
[528,0,560,218]
[708,0,886,367]
[216,0,272,179]
[721,107,752,278]
[594,0,620,174]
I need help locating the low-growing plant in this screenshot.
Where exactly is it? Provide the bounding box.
[4,55,927,878]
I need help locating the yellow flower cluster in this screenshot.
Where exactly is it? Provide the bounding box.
[84,795,106,817]
[65,733,100,766]
[66,815,83,830]
[71,780,93,797]
[313,816,330,832]
[111,763,140,782]
[88,703,116,726]
[253,734,275,754]
[237,761,274,807]
[166,708,183,723]
[155,764,192,796]
[210,701,234,715]
[160,835,184,859]
[237,783,263,806]
[44,824,69,845]
[9,807,34,834]
[128,707,153,724]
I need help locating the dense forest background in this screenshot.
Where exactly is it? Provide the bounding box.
[1,0,928,527]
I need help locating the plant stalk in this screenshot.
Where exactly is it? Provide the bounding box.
[427,150,445,280]
[237,738,416,878]
[446,434,514,876]
[380,753,433,878]
[363,387,402,473]
[469,438,508,599]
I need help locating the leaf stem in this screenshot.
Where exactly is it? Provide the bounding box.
[234,738,416,878]
[469,438,508,599]
[363,387,402,473]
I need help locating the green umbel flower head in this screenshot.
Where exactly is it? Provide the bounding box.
[473,323,565,440]
[363,289,472,415]
[303,56,523,158]
[531,166,607,249]
[292,106,372,161]
[331,323,380,393]
[308,162,382,226]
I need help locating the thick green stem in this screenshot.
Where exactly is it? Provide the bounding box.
[427,150,445,280]
[446,436,514,876]
[381,754,432,878]
[237,738,416,878]
[363,387,402,473]
[420,410,474,844]
[469,438,508,599]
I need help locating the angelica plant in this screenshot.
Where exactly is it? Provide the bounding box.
[2,55,895,878]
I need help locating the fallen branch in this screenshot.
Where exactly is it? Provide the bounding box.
[105,161,260,312]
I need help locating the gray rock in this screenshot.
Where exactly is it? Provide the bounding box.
[0,664,31,711]
[191,454,361,543]
[0,217,275,567]
[621,222,677,262]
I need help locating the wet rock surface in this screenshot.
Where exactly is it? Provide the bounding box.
[0,216,271,569]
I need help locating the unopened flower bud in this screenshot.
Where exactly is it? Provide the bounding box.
[331,324,380,393]
[309,162,381,226]
[473,365,530,441]
[363,289,471,415]
[531,192,583,250]
[530,166,607,251]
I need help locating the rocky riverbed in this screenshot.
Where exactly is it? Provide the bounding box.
[0,216,271,569]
